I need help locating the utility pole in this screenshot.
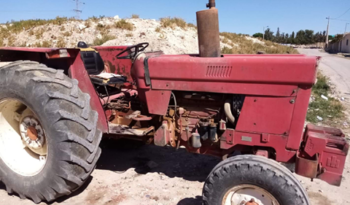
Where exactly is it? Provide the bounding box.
[345,23,349,34]
[73,0,85,19]
[325,17,330,49]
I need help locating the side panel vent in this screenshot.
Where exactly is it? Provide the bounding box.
[206,65,232,77]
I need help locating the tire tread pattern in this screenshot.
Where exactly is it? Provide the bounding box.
[202,155,310,205]
[0,61,102,203]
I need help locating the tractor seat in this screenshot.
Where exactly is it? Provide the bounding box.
[77,41,127,86]
[80,47,105,75]
[90,73,127,86]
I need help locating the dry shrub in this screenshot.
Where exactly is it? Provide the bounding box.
[35,28,45,39]
[56,37,66,47]
[155,27,161,33]
[0,27,10,40]
[35,40,51,47]
[4,17,74,34]
[187,23,197,29]
[160,17,187,29]
[84,21,91,28]
[96,23,112,35]
[131,14,140,19]
[93,34,115,45]
[115,20,134,31]
[63,31,72,37]
[7,35,16,46]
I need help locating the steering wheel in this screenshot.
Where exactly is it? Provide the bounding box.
[116,42,149,59]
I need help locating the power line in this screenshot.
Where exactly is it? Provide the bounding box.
[73,0,85,19]
[330,18,350,22]
[334,7,350,19]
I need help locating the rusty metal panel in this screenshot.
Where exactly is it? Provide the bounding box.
[286,88,312,150]
[197,7,221,57]
[295,153,318,179]
[236,96,295,135]
[220,129,296,162]
[151,80,298,97]
[147,55,317,85]
[144,90,171,115]
[68,52,108,132]
[298,124,349,186]
[132,54,318,97]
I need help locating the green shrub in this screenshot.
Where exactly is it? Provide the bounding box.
[306,73,344,123]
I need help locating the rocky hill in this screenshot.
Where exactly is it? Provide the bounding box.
[0,16,297,54]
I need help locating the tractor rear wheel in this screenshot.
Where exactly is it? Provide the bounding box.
[202,155,310,205]
[0,61,102,203]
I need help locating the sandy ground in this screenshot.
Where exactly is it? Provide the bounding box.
[0,49,350,205]
[0,140,220,205]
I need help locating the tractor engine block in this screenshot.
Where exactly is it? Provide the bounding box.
[154,92,245,149]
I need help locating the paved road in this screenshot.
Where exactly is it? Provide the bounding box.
[298,49,350,95]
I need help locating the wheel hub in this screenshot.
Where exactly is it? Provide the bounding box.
[244,199,259,205]
[27,126,38,141]
[0,99,48,176]
[223,184,279,205]
[19,116,46,155]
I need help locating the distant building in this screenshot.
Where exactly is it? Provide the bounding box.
[340,33,350,53]
[328,33,350,53]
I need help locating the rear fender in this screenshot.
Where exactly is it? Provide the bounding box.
[0,47,108,133]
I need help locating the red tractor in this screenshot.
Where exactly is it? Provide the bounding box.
[0,1,348,204]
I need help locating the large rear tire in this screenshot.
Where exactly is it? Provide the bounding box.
[0,61,102,203]
[202,155,310,205]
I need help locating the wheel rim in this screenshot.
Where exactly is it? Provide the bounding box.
[0,99,48,176]
[223,184,280,205]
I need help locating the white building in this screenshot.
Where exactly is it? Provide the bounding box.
[340,33,350,53]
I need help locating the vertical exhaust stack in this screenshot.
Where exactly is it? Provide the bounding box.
[197,0,221,57]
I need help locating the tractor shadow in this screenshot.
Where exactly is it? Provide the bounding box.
[177,196,203,205]
[97,138,220,182]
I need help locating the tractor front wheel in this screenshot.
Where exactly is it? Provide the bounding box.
[202,155,310,205]
[0,61,102,203]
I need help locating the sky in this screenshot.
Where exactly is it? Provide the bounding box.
[0,0,349,36]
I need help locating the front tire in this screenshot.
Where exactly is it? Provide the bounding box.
[0,61,102,203]
[202,155,310,205]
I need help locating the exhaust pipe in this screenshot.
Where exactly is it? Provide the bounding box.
[197,0,221,57]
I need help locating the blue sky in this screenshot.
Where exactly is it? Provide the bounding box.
[0,0,349,36]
